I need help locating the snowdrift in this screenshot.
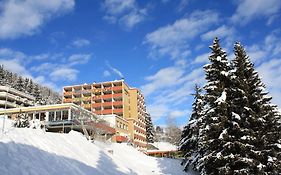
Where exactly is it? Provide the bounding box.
[0,119,186,175]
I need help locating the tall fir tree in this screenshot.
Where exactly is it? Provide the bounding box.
[34,83,43,105]
[27,79,34,95]
[24,78,29,93]
[0,65,5,86]
[15,76,25,92]
[232,42,281,174]
[179,84,204,172]
[197,38,234,174]
[145,113,155,143]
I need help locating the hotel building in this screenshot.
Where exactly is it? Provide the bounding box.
[63,80,148,148]
[0,86,35,109]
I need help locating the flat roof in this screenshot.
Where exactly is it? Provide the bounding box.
[0,103,92,115]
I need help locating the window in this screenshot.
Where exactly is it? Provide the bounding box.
[49,111,55,121]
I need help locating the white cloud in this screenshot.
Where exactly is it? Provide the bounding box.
[103,70,111,77]
[201,25,235,41]
[247,32,281,64]
[0,59,31,78]
[105,61,124,78]
[0,48,25,61]
[71,38,90,48]
[0,0,75,39]
[102,0,147,29]
[141,66,185,96]
[142,61,205,122]
[50,67,78,81]
[177,0,189,12]
[257,59,281,107]
[144,10,219,59]
[193,52,209,64]
[68,54,91,66]
[168,110,189,119]
[231,0,281,25]
[120,9,147,29]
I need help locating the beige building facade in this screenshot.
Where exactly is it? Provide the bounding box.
[62,80,148,148]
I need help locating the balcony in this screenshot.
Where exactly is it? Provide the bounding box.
[113,108,123,114]
[113,101,122,106]
[103,102,113,107]
[112,86,122,91]
[92,103,101,107]
[92,96,101,100]
[72,98,81,102]
[63,91,73,96]
[92,88,102,93]
[102,94,113,99]
[82,104,91,109]
[82,97,91,101]
[112,93,122,98]
[63,99,73,103]
[94,110,102,115]
[102,109,113,115]
[81,90,91,94]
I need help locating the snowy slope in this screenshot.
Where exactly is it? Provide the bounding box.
[0,119,188,175]
[151,142,178,151]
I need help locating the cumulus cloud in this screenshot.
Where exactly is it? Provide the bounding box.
[257,59,281,107]
[102,0,147,29]
[71,38,90,48]
[144,10,219,59]
[176,0,189,12]
[141,62,205,122]
[68,54,92,66]
[0,59,31,78]
[50,67,78,81]
[0,0,75,39]
[201,25,235,41]
[231,0,281,25]
[141,66,185,96]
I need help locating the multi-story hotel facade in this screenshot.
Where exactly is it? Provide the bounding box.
[62,80,148,148]
[0,86,35,109]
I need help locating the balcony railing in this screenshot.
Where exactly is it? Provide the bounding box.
[63,99,73,103]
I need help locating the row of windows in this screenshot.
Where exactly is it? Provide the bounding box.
[116,121,128,130]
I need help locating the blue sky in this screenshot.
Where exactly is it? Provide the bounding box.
[0,0,281,127]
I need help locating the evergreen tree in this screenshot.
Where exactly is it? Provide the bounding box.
[34,83,43,105]
[27,79,34,95]
[179,84,204,172]
[6,71,13,86]
[24,78,29,93]
[0,65,5,85]
[15,76,25,92]
[232,42,281,174]
[197,38,233,174]
[145,113,155,143]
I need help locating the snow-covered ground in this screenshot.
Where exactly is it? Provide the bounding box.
[0,118,188,175]
[151,142,178,151]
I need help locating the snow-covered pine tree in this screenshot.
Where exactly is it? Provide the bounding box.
[6,71,13,86]
[24,78,29,93]
[0,65,5,86]
[15,76,25,92]
[33,83,43,105]
[27,79,34,95]
[232,42,281,174]
[197,38,234,175]
[145,113,155,143]
[179,84,204,172]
